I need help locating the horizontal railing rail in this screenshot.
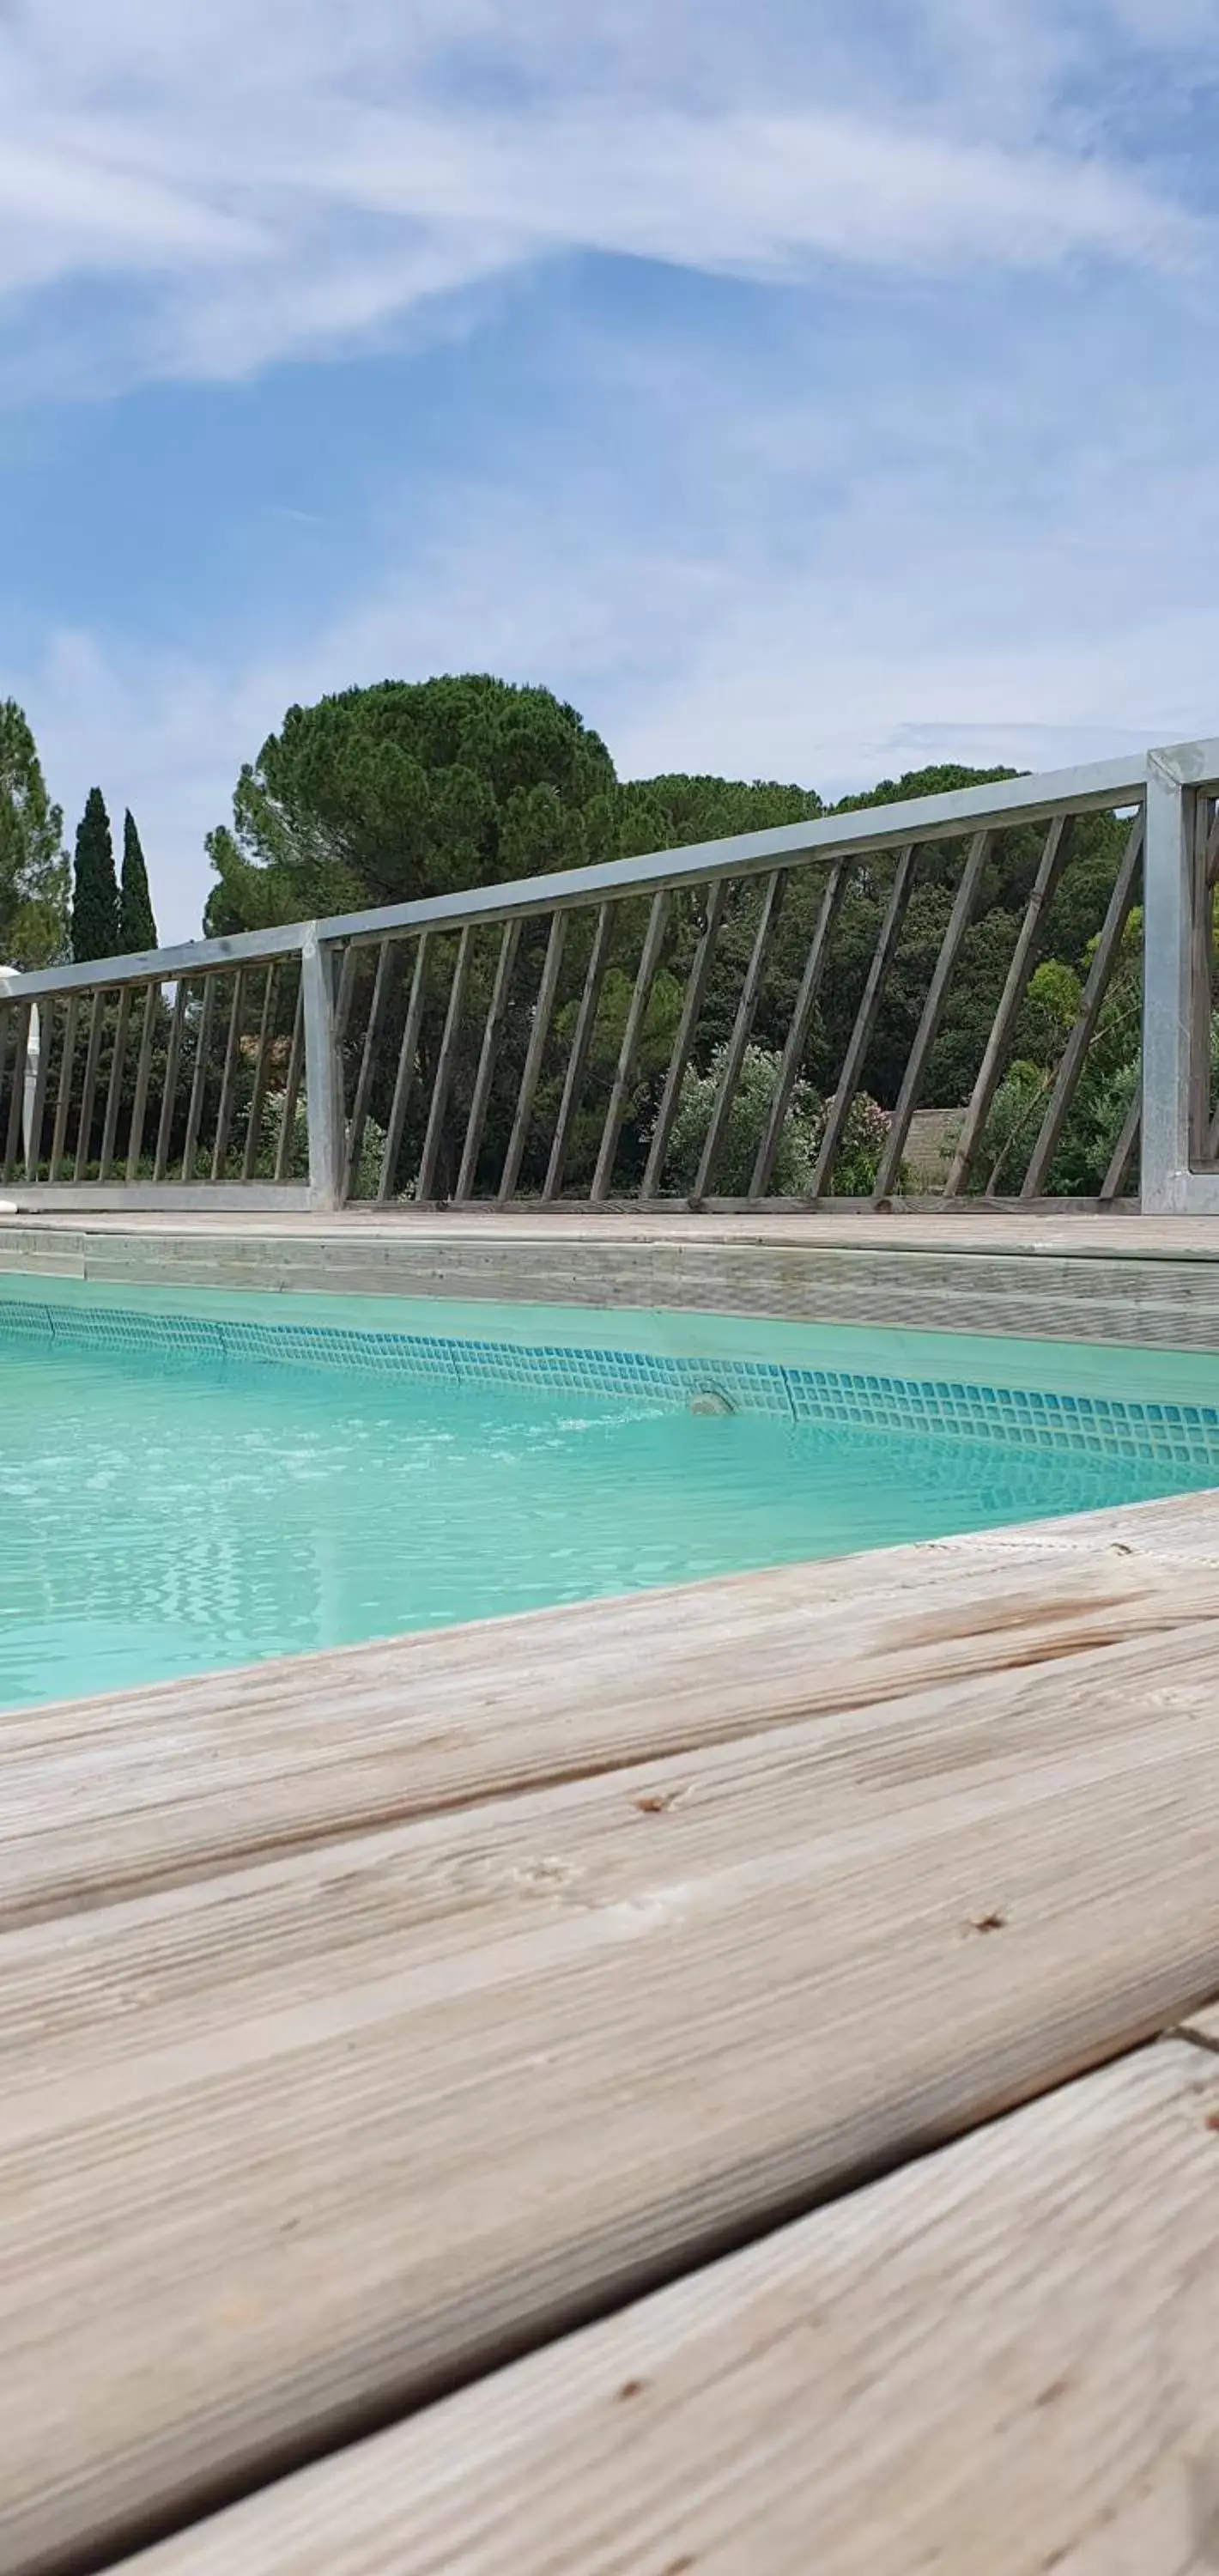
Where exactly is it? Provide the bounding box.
[3,737,1219,1217]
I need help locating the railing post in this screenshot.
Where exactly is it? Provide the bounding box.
[1141,750,1194,1213]
[0,967,39,1172]
[300,927,343,1212]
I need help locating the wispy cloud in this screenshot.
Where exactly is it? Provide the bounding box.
[21,323,1219,939]
[0,0,1209,387]
[4,0,1217,937]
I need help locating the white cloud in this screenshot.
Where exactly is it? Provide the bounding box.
[20,361,1219,941]
[6,0,1218,925]
[0,0,1208,387]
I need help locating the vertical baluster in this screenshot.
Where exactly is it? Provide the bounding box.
[126,982,159,1181]
[810,845,916,1200]
[98,985,134,1181]
[642,882,728,1199]
[415,928,473,1205]
[2,1002,30,1184]
[543,904,612,1202]
[497,914,567,1205]
[872,827,995,1201]
[749,865,847,1200]
[944,817,1072,1197]
[694,870,785,1200]
[180,977,215,1181]
[153,981,188,1181]
[1188,792,1216,1164]
[456,922,521,1203]
[274,975,306,1182]
[0,1005,10,1155]
[333,944,358,1051]
[1195,793,1216,1159]
[25,996,51,1182]
[343,941,394,1202]
[1101,1090,1141,1202]
[242,964,279,1182]
[591,892,670,1202]
[73,989,106,1182]
[377,937,431,1204]
[48,996,79,1182]
[1021,811,1143,1199]
[211,971,246,1180]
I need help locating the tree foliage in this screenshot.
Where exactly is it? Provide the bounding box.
[118,809,158,954]
[70,787,121,963]
[204,675,620,934]
[0,700,70,968]
[200,678,1144,1201]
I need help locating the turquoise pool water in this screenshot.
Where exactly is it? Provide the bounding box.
[4,1285,1219,1711]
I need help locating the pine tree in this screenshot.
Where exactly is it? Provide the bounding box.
[118,808,158,953]
[70,787,120,962]
[0,699,70,968]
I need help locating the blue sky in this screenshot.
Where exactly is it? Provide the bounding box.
[3,0,1218,939]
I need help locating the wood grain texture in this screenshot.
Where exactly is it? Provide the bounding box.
[115,2043,1219,2576]
[3,1539,1215,1928]
[11,1207,1219,1350]
[5,1619,1219,2573]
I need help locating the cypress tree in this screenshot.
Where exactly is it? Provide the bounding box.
[70,787,120,962]
[118,807,158,953]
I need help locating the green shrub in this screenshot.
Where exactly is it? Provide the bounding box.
[661,1044,816,1195]
[658,1043,895,1198]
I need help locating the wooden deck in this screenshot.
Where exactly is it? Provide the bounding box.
[4,1489,1219,2575]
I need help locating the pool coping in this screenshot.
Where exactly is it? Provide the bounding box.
[9,1206,1219,1358]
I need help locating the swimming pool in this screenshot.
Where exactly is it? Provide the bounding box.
[3,1275,1219,1710]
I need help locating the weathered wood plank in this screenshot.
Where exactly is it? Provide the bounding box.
[16,1205,1219,1352]
[115,2042,1219,2576]
[2,1546,1212,1928]
[3,1619,1219,2573]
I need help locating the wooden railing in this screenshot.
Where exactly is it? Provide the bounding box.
[3,740,1218,1214]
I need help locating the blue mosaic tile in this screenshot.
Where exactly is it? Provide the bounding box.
[5,1294,1219,1478]
[0,1297,54,1337]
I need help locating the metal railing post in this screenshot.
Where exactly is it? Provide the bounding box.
[300,928,343,1212]
[1140,751,1193,1213]
[0,968,39,1174]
